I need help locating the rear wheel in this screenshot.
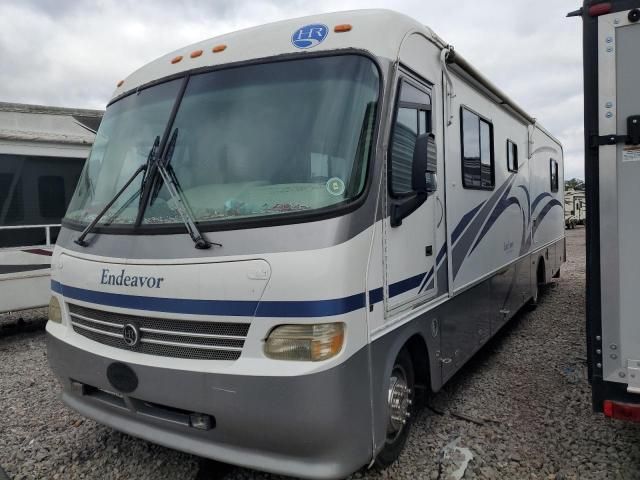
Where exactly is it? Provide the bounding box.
[528,260,545,310]
[374,348,415,469]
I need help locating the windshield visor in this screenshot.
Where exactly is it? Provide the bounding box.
[65,55,380,228]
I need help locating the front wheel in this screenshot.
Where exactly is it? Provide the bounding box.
[374,348,415,469]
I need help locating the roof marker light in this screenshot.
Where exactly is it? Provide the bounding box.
[171,55,183,64]
[334,24,352,32]
[116,80,124,88]
[212,44,227,53]
[190,49,203,58]
[588,2,612,16]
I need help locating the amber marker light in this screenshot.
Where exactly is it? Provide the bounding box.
[334,24,352,32]
[212,44,227,53]
[116,80,124,87]
[190,49,203,58]
[171,55,183,64]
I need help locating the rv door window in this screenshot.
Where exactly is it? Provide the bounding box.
[550,159,559,192]
[461,107,495,190]
[507,140,518,172]
[389,79,431,196]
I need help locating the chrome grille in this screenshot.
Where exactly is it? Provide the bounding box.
[68,304,249,361]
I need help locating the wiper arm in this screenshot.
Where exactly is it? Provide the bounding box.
[153,129,221,250]
[74,164,147,247]
[75,136,160,247]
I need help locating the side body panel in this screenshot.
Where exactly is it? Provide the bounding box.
[595,6,640,390]
[581,0,640,411]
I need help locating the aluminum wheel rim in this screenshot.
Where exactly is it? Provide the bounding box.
[386,364,412,442]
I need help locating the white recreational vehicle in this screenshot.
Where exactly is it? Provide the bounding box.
[564,188,586,228]
[46,11,565,478]
[572,0,640,421]
[0,103,102,313]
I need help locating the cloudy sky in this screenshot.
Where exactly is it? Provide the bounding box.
[0,0,585,179]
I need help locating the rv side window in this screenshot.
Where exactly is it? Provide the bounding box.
[0,154,83,248]
[461,107,494,190]
[550,159,559,192]
[38,176,66,219]
[507,140,518,172]
[389,80,431,196]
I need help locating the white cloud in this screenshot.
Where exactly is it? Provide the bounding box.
[0,0,586,178]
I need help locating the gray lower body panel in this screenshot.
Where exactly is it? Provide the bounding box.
[47,335,373,480]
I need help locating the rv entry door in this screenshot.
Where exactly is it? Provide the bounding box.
[384,76,438,314]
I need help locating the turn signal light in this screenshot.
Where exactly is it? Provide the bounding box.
[603,400,640,422]
[264,323,344,361]
[334,24,352,32]
[48,296,62,324]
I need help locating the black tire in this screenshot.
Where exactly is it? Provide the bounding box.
[527,261,545,310]
[527,280,539,310]
[374,348,415,469]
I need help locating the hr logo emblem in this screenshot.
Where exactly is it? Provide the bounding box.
[291,24,328,49]
[123,323,140,347]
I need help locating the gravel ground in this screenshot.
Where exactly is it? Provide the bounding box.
[1,227,639,480]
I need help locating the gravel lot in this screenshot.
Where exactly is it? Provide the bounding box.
[1,227,639,480]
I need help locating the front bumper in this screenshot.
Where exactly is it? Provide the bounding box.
[47,334,373,479]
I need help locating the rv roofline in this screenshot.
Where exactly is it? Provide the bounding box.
[0,129,95,145]
[0,102,103,118]
[437,47,561,146]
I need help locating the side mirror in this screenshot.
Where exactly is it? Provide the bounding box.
[390,133,438,228]
[412,133,437,194]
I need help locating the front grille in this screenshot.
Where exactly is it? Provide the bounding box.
[68,304,249,360]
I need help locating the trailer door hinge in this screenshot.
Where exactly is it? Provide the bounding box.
[590,134,629,148]
[591,116,640,148]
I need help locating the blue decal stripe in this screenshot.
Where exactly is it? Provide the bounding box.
[531,192,552,214]
[53,267,437,315]
[389,272,427,298]
[451,201,484,245]
[52,280,365,318]
[368,287,384,305]
[532,199,562,238]
[418,268,434,294]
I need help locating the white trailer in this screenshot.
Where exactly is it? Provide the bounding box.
[46,11,564,478]
[0,103,102,313]
[571,0,640,421]
[564,188,586,228]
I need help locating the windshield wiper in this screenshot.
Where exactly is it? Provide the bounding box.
[153,129,221,250]
[74,137,160,247]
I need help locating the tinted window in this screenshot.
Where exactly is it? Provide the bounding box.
[461,107,494,189]
[39,176,66,219]
[67,56,380,227]
[550,159,559,192]
[389,80,431,196]
[507,140,518,172]
[0,155,84,248]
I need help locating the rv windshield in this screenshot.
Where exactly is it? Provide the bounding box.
[65,55,380,228]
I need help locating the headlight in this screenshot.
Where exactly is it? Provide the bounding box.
[264,323,344,361]
[48,296,62,324]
